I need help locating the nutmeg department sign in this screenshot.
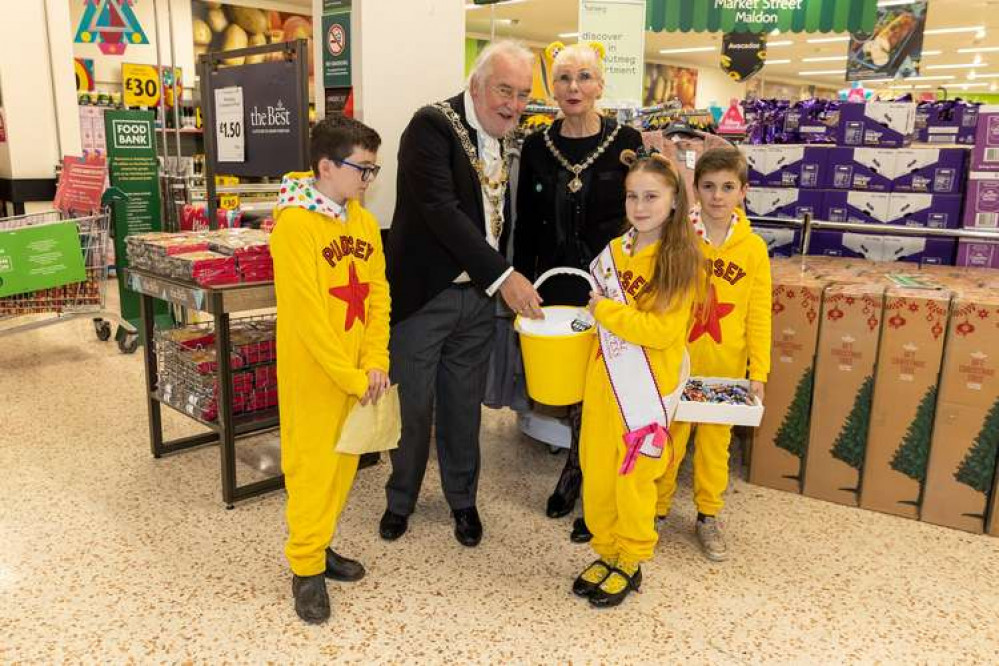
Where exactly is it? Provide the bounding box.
[646,0,877,34]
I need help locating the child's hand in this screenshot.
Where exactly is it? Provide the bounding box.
[750,380,765,404]
[587,291,606,314]
[361,369,390,406]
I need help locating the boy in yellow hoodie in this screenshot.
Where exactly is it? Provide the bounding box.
[271,115,391,624]
[655,148,771,562]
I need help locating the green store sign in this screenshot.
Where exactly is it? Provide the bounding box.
[646,0,877,34]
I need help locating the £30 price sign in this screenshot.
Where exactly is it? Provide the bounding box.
[122,63,160,108]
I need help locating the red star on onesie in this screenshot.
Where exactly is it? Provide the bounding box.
[329,262,369,331]
[688,283,735,344]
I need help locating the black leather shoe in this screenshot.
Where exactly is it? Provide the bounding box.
[325,548,365,582]
[570,517,592,543]
[379,510,408,541]
[546,468,581,518]
[453,507,482,547]
[572,559,612,598]
[292,574,331,624]
[589,566,642,609]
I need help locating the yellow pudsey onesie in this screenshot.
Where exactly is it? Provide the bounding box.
[581,236,695,564]
[656,207,771,517]
[271,172,390,577]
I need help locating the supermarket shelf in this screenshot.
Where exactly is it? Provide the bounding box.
[749,215,999,241]
[127,269,275,314]
[151,392,279,436]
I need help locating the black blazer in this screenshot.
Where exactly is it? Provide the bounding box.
[386,93,511,324]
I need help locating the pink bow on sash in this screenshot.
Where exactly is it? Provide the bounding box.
[619,423,672,476]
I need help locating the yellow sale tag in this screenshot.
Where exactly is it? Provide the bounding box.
[219,194,240,210]
[122,63,160,108]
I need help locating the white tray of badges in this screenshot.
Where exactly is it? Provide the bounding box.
[674,377,765,427]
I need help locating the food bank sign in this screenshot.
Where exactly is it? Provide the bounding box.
[646,0,877,33]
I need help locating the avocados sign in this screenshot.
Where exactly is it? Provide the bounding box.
[646,0,878,34]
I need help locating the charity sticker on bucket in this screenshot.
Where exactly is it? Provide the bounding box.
[514,267,597,406]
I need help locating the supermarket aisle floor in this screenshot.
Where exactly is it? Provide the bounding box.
[2,305,999,664]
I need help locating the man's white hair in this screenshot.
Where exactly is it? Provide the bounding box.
[467,40,534,93]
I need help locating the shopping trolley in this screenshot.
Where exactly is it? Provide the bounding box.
[0,208,138,352]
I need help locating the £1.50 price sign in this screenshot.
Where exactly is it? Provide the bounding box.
[214,86,245,163]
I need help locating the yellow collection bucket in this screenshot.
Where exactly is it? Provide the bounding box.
[514,268,597,406]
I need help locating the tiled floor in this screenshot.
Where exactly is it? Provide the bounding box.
[2,302,999,664]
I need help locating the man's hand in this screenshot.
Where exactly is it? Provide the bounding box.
[500,271,544,320]
[750,380,765,404]
[361,369,390,406]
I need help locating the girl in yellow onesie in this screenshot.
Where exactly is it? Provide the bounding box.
[573,148,705,608]
[271,116,391,625]
[655,148,772,563]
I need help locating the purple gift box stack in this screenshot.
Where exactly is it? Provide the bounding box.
[960,104,999,268]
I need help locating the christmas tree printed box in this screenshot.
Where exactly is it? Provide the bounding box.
[803,284,886,507]
[749,272,826,493]
[860,288,951,519]
[921,290,999,534]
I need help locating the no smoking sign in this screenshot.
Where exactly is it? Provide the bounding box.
[327,23,346,57]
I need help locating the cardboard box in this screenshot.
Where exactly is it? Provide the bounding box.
[742,145,769,187]
[860,288,951,519]
[745,187,824,220]
[837,101,916,148]
[962,172,999,229]
[823,191,892,225]
[971,105,999,171]
[803,284,886,507]
[749,274,826,493]
[753,226,802,258]
[887,193,964,229]
[919,103,981,146]
[808,230,956,265]
[893,148,969,195]
[827,148,894,192]
[738,146,827,189]
[956,239,999,269]
[921,289,999,533]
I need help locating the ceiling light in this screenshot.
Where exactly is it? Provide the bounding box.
[992,82,998,91]
[659,46,716,54]
[766,59,791,65]
[768,40,794,47]
[912,85,932,90]
[797,69,846,75]
[877,0,914,6]
[924,62,988,70]
[905,75,957,81]
[969,73,999,79]
[956,83,990,89]
[920,50,942,56]
[959,47,999,54]
[802,56,847,62]
[465,0,527,8]
[924,26,985,35]
[806,36,851,44]
[558,32,578,38]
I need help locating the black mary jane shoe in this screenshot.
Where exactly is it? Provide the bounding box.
[588,566,642,608]
[325,548,366,582]
[572,559,613,598]
[570,517,592,543]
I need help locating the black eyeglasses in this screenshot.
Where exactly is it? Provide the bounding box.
[335,158,381,182]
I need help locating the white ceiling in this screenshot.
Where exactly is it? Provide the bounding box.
[466,0,999,95]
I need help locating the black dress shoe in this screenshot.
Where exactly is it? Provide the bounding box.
[547,469,581,518]
[292,574,331,624]
[453,507,482,547]
[379,510,408,541]
[589,566,642,609]
[570,517,592,543]
[325,548,365,582]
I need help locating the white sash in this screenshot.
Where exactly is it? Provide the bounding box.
[590,231,689,475]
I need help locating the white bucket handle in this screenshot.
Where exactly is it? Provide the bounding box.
[533,267,597,292]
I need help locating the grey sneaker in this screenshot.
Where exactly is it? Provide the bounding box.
[695,517,729,562]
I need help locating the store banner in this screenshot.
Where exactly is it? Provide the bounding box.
[644,63,698,109]
[192,2,313,67]
[847,1,928,82]
[579,0,645,107]
[0,222,87,298]
[323,1,352,88]
[211,60,305,178]
[647,0,877,34]
[104,109,165,324]
[721,32,766,82]
[54,156,108,216]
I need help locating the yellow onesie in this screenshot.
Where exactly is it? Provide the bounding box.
[581,236,695,564]
[271,172,390,577]
[656,207,771,517]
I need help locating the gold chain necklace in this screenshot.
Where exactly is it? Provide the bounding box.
[433,101,511,240]
[544,119,622,193]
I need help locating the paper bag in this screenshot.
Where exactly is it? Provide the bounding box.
[335,385,401,455]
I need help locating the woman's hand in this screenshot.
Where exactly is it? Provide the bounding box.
[588,290,606,314]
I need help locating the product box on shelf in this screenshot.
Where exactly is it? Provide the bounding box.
[803,283,886,507]
[826,148,894,192]
[917,103,980,145]
[920,288,999,533]
[859,287,951,519]
[971,105,999,171]
[746,145,828,189]
[837,101,916,148]
[893,148,968,195]
[745,188,824,220]
[808,230,956,265]
[748,269,826,493]
[962,172,999,229]
[956,239,999,269]
[887,193,964,229]
[823,191,892,225]
[752,226,802,258]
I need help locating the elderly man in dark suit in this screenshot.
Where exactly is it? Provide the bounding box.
[381,41,544,547]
